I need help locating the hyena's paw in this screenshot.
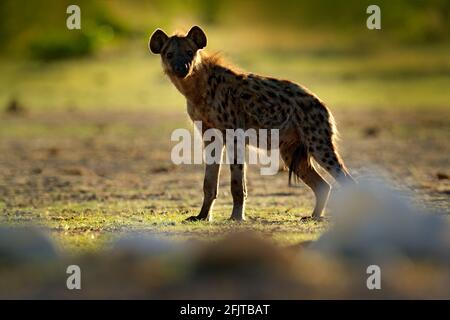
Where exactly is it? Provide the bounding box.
[183,215,210,223]
[300,216,328,223]
[228,215,246,222]
[229,205,246,221]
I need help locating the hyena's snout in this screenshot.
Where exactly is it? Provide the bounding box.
[173,61,190,78]
[170,53,194,78]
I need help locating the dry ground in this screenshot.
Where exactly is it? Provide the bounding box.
[0,108,448,251]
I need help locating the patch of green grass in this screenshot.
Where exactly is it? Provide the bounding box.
[0,200,325,253]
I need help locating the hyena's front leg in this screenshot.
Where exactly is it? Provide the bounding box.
[229,163,247,221]
[185,142,224,222]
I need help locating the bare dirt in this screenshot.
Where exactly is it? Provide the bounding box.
[1,108,448,215]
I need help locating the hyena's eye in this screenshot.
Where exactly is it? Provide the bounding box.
[186,50,194,58]
[166,52,174,59]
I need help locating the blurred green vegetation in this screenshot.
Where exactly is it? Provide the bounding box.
[0,0,130,59]
[1,0,449,58]
[0,0,449,112]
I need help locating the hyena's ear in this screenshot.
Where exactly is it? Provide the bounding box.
[149,29,169,54]
[187,26,207,50]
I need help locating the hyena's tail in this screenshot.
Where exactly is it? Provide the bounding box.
[293,102,355,186]
[288,144,307,186]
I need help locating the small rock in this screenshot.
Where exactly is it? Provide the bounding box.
[47,147,60,157]
[362,126,380,138]
[61,167,84,176]
[112,233,180,257]
[436,172,449,180]
[312,179,450,263]
[30,167,43,175]
[5,99,26,114]
[0,227,58,265]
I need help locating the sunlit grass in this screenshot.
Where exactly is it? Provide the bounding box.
[0,199,323,253]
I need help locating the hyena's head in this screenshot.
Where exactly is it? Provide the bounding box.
[149,26,207,79]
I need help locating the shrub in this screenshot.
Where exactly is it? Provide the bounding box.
[28,30,95,61]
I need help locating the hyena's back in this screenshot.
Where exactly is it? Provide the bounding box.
[209,69,354,185]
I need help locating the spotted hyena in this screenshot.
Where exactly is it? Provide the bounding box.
[149,26,355,222]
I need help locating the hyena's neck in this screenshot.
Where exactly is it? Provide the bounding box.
[167,52,227,106]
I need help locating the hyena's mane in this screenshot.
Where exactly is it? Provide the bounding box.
[199,51,245,75]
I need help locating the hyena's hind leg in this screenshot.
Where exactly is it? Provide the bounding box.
[281,142,331,220]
